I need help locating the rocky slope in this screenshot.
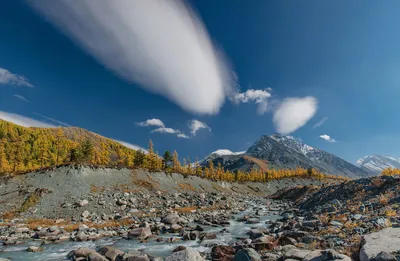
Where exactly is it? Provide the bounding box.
[202,134,369,179]
[272,175,400,259]
[1,166,398,260]
[0,165,325,220]
[356,155,400,175]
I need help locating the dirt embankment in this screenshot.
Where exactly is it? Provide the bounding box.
[0,165,329,219]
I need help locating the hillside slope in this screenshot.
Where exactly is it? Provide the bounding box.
[0,165,335,219]
[0,119,138,174]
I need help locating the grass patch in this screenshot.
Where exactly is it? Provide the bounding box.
[177,183,197,192]
[90,185,105,193]
[19,193,41,213]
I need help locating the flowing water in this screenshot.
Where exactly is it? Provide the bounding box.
[0,202,280,261]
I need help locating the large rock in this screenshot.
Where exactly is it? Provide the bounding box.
[127,227,152,239]
[162,213,181,225]
[284,248,311,260]
[233,248,261,261]
[72,247,96,258]
[88,252,108,261]
[374,252,397,261]
[79,199,89,207]
[122,250,150,261]
[165,248,204,261]
[304,249,351,261]
[97,246,124,261]
[211,246,236,261]
[360,228,400,261]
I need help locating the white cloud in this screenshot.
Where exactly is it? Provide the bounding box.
[0,111,55,128]
[313,117,328,128]
[136,118,165,128]
[151,127,180,134]
[272,96,318,135]
[320,134,336,143]
[231,89,272,114]
[13,94,30,103]
[113,139,148,153]
[29,0,235,115]
[0,68,33,87]
[189,119,210,135]
[137,118,190,138]
[33,112,70,127]
[177,133,190,139]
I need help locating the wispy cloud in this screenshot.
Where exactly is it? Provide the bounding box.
[33,112,70,127]
[320,134,336,143]
[136,118,165,128]
[313,117,328,128]
[151,127,180,134]
[231,88,272,114]
[273,96,318,135]
[0,68,33,87]
[177,133,190,139]
[189,119,211,136]
[29,0,235,115]
[0,111,55,128]
[113,139,148,153]
[137,118,190,139]
[13,94,30,103]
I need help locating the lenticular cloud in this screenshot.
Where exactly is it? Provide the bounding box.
[29,0,235,114]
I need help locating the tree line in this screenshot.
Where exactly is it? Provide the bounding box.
[381,167,400,176]
[0,120,346,182]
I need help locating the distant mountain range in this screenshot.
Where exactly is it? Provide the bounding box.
[356,155,400,174]
[202,134,371,179]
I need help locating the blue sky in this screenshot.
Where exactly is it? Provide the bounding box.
[1,0,400,163]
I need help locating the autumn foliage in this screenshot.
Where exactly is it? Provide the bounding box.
[381,167,400,176]
[0,120,346,182]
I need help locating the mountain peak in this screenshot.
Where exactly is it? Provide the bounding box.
[356,155,400,174]
[210,149,245,156]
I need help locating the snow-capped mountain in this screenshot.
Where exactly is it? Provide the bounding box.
[201,133,370,179]
[210,149,246,156]
[356,155,400,174]
[198,149,245,166]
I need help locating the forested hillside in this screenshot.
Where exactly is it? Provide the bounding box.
[0,120,347,182]
[0,120,139,174]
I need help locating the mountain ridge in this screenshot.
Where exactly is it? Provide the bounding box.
[202,133,370,178]
[356,155,400,174]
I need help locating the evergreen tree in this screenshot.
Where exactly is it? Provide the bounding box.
[80,139,94,163]
[134,150,146,167]
[163,150,173,168]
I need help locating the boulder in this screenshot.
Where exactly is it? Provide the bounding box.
[123,250,150,261]
[233,248,261,261]
[97,246,124,261]
[76,231,88,242]
[27,246,42,252]
[82,210,90,218]
[284,248,311,260]
[374,252,397,261]
[304,249,351,261]
[127,227,152,239]
[73,247,96,258]
[360,228,400,261]
[88,252,108,261]
[170,224,182,232]
[79,199,89,207]
[162,213,181,225]
[165,248,204,261]
[211,245,236,261]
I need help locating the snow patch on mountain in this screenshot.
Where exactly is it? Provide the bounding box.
[211,149,246,156]
[356,155,400,174]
